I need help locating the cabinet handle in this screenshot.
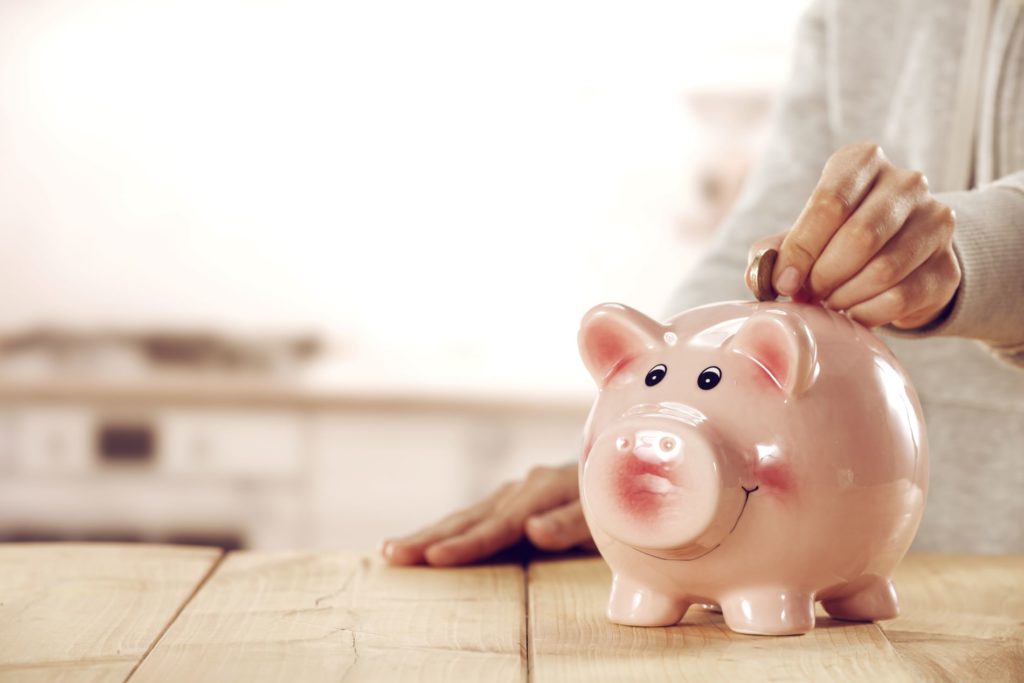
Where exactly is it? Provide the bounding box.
[95,422,157,466]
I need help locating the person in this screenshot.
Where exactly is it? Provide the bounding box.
[382,0,1024,566]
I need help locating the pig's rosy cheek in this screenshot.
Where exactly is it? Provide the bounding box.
[755,459,794,495]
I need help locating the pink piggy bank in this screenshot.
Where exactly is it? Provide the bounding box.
[577,301,928,636]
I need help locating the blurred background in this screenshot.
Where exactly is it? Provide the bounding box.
[0,0,809,551]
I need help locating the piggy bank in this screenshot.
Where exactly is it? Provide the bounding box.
[577,301,928,636]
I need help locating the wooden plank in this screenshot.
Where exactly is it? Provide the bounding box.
[528,556,915,682]
[131,552,526,683]
[0,542,222,683]
[881,554,1024,682]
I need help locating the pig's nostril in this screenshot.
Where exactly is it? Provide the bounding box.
[616,436,631,452]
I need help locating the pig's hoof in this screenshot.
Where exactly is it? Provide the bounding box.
[607,597,689,627]
[720,589,815,636]
[606,576,689,626]
[822,575,899,622]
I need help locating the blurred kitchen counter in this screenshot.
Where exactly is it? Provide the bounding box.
[0,363,593,414]
[0,367,592,552]
[0,544,1021,682]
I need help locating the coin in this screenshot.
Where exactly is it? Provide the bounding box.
[749,248,779,302]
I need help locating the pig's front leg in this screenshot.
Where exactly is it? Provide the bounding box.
[822,574,899,622]
[720,588,816,635]
[606,574,690,626]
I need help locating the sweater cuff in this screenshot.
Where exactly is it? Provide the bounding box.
[882,181,1024,354]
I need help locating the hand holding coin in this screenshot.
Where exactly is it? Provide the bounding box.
[744,143,959,328]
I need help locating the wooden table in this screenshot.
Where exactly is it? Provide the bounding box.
[0,545,1021,682]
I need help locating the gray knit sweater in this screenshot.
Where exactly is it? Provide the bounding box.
[664,0,1024,553]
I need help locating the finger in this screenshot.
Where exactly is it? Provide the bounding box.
[381,488,507,565]
[845,249,961,329]
[744,231,786,297]
[525,499,591,551]
[825,201,955,311]
[806,167,928,300]
[774,143,887,296]
[425,515,527,566]
[382,513,480,566]
[425,466,577,566]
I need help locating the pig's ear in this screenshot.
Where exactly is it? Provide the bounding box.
[727,309,818,396]
[578,303,669,385]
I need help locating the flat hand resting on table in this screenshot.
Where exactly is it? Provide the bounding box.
[381,141,964,566]
[382,463,592,566]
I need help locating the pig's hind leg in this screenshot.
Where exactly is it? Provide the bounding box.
[606,574,690,626]
[821,574,899,622]
[720,588,816,635]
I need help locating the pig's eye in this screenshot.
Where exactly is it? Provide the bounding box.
[697,366,722,390]
[645,364,667,387]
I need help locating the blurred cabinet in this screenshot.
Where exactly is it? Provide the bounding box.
[0,390,588,551]
[160,410,304,480]
[8,408,93,474]
[307,409,586,551]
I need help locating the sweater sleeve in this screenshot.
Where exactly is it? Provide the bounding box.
[661,1,832,318]
[883,171,1024,367]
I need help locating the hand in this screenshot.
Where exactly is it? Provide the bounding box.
[745,142,961,329]
[380,463,593,566]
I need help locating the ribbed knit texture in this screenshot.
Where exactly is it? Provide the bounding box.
[930,181,1024,362]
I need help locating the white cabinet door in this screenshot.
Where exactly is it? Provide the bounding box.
[309,411,475,549]
[159,409,305,480]
[9,407,93,474]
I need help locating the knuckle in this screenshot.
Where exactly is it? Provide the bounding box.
[886,286,912,317]
[525,465,552,484]
[813,190,852,220]
[842,141,885,166]
[939,249,962,280]
[900,170,929,193]
[495,481,516,497]
[934,203,956,233]
[870,255,901,285]
[849,221,885,253]
[859,141,885,163]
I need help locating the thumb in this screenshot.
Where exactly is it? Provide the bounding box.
[525,500,591,552]
[745,232,787,297]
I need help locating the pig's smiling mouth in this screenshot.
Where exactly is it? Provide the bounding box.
[634,484,759,562]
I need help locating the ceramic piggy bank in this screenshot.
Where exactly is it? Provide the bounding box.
[577,301,927,636]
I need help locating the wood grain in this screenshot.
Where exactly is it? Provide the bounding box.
[882,554,1024,682]
[527,556,916,682]
[3,545,1021,682]
[131,552,526,683]
[0,543,221,683]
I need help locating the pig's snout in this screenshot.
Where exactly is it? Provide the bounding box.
[581,415,748,558]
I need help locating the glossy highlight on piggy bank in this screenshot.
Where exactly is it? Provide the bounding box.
[577,301,928,636]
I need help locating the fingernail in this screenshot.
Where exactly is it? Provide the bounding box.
[776,266,801,296]
[380,540,394,559]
